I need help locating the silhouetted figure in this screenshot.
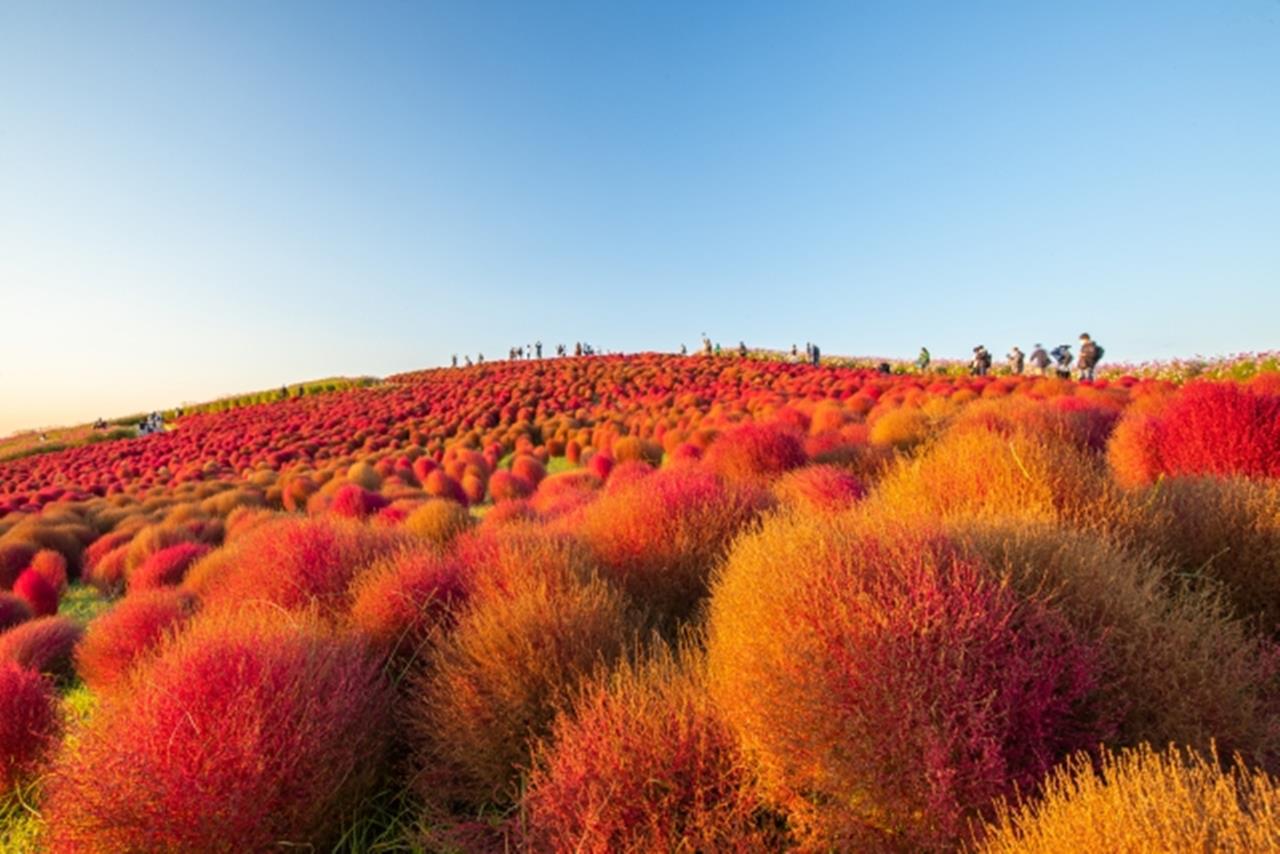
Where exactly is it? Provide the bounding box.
[790,343,799,361]
[465,355,473,367]
[917,347,931,372]
[680,343,687,355]
[877,362,892,375]
[575,342,583,357]
[1029,344,1050,375]
[1008,346,1025,375]
[451,354,458,368]
[280,385,288,399]
[738,340,748,358]
[535,341,543,358]
[811,343,820,367]
[477,353,485,364]
[1077,333,1104,381]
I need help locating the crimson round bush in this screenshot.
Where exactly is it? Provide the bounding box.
[1109,381,1280,485]
[75,589,199,693]
[129,541,211,591]
[190,515,408,619]
[12,568,59,617]
[704,421,807,482]
[43,605,394,851]
[0,615,83,681]
[0,660,59,795]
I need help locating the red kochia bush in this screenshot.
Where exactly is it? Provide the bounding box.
[129,541,211,591]
[523,649,774,853]
[0,616,83,681]
[43,606,394,852]
[510,454,547,488]
[424,469,469,505]
[0,541,38,590]
[0,592,32,632]
[12,569,58,617]
[488,470,534,503]
[704,421,807,482]
[0,661,59,795]
[574,465,771,625]
[347,549,468,663]
[28,549,69,594]
[707,513,1108,850]
[75,589,199,693]
[328,482,390,519]
[1110,381,1280,485]
[193,516,408,619]
[772,464,866,513]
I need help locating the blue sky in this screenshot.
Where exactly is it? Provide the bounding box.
[1,1,1278,433]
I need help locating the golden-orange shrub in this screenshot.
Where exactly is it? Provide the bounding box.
[976,744,1280,853]
[408,573,635,810]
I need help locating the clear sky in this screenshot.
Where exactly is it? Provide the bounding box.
[2,2,1278,434]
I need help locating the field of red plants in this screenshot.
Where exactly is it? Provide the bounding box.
[2,353,1279,851]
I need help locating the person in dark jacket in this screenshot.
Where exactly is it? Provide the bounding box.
[1029,344,1050,375]
[1076,333,1104,380]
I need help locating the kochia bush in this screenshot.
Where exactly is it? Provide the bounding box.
[574,465,771,626]
[707,512,1109,850]
[977,744,1280,853]
[523,647,776,853]
[43,606,394,852]
[0,661,58,796]
[0,616,83,681]
[408,574,634,810]
[75,589,199,693]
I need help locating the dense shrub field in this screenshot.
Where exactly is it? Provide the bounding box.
[1,353,1279,851]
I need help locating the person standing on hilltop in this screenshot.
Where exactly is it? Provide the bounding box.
[916,347,931,373]
[811,343,821,367]
[1077,333,1104,380]
[738,341,748,358]
[1029,343,1050,375]
[1051,344,1072,378]
[535,341,543,358]
[1008,346,1025,375]
[451,354,458,368]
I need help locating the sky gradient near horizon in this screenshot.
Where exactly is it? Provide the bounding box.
[2,1,1278,434]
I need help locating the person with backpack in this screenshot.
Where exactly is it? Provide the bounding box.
[1077,333,1104,380]
[1050,344,1072,378]
[971,346,992,377]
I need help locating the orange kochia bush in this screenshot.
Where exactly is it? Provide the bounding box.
[707,512,1110,850]
[573,464,772,625]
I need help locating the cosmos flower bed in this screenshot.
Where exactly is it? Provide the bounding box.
[1,353,1279,851]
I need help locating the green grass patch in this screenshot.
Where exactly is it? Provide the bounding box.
[59,585,111,625]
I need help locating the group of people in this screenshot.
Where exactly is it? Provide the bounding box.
[965,334,1105,380]
[137,411,165,436]
[450,341,602,368]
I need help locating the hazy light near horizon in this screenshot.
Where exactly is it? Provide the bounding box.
[2,2,1278,435]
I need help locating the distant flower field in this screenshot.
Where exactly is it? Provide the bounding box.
[1,352,1278,851]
